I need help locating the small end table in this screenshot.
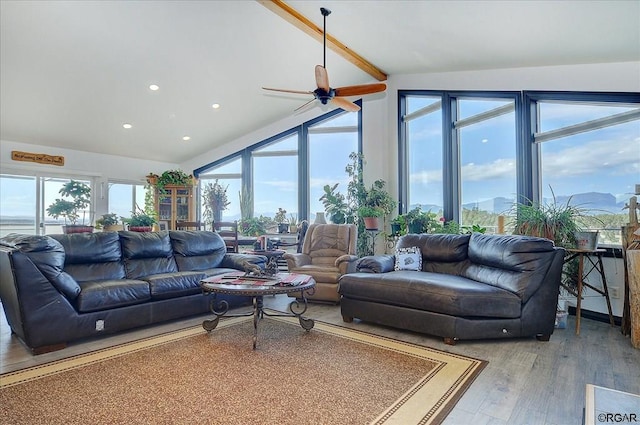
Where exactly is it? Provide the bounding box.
[565,248,615,335]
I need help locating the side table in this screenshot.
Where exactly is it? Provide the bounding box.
[565,248,615,335]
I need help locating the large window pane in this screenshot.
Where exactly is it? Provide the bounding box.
[458,98,516,233]
[253,134,298,223]
[308,112,358,222]
[405,97,443,212]
[0,174,37,236]
[538,102,640,245]
[108,182,145,219]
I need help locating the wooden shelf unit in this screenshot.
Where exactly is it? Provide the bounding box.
[153,184,196,230]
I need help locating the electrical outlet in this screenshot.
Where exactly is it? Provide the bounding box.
[609,287,620,299]
[95,320,105,331]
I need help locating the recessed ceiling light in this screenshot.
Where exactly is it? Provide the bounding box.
[149,84,159,91]
[212,103,220,109]
[122,123,132,129]
[182,136,191,141]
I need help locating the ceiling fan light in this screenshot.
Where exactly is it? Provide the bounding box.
[212,103,220,109]
[122,123,132,129]
[149,84,159,91]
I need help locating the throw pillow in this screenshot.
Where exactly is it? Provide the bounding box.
[394,246,422,271]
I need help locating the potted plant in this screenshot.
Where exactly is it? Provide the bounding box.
[289,214,299,233]
[390,215,406,236]
[358,206,382,230]
[46,180,93,233]
[274,207,289,233]
[95,213,123,232]
[405,207,442,234]
[319,183,348,224]
[510,187,598,292]
[126,208,157,232]
[202,179,230,226]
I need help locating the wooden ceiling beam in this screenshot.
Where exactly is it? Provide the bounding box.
[257,0,388,82]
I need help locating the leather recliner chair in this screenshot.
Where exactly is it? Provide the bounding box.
[283,223,358,303]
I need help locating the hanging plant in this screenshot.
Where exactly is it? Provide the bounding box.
[146,170,195,194]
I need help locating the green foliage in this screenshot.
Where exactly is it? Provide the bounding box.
[319,183,349,224]
[361,179,396,216]
[126,205,157,227]
[238,186,253,220]
[46,180,92,225]
[358,205,383,218]
[148,170,194,194]
[510,188,596,248]
[274,207,288,223]
[239,215,270,236]
[95,213,120,229]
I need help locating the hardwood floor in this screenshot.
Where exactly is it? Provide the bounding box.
[1,296,639,425]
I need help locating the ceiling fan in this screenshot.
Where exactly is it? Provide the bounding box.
[262,7,386,112]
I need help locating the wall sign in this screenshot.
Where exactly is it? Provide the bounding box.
[11,150,65,166]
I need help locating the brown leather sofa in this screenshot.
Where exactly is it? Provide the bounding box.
[0,231,265,354]
[283,223,358,302]
[338,233,565,344]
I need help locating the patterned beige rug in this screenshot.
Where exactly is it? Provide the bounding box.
[0,315,486,425]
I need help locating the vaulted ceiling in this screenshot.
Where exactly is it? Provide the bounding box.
[1,0,638,163]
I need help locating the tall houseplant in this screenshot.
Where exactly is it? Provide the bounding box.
[202,180,230,227]
[46,180,93,233]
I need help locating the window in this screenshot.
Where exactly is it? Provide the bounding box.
[399,91,519,234]
[528,92,640,245]
[108,182,146,219]
[399,90,639,243]
[457,97,517,232]
[195,103,362,225]
[0,174,37,236]
[308,111,359,221]
[252,132,298,221]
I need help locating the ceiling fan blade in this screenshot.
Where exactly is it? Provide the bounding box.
[315,65,330,91]
[334,83,387,97]
[331,97,361,112]
[262,87,314,95]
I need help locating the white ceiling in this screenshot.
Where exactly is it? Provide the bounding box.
[1,0,639,163]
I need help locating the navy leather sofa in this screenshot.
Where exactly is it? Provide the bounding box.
[0,230,265,354]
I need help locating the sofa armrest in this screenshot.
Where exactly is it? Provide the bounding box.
[335,254,359,274]
[221,253,267,271]
[356,255,395,273]
[282,253,311,269]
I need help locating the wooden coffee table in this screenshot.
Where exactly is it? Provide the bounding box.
[200,272,316,349]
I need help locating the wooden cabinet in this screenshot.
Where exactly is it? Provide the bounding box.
[153,185,195,230]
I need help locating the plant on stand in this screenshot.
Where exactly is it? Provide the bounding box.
[95,213,123,232]
[46,180,93,233]
[202,179,230,229]
[289,214,299,233]
[274,207,289,233]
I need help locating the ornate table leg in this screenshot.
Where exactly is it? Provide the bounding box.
[253,296,262,349]
[202,294,230,332]
[288,291,315,331]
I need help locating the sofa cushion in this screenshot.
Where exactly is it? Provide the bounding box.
[145,271,207,300]
[394,246,422,271]
[397,233,470,263]
[465,233,558,301]
[339,271,522,318]
[75,279,151,313]
[119,231,178,279]
[51,232,126,282]
[169,230,226,271]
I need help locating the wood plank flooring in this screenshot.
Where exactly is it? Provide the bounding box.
[1,296,639,425]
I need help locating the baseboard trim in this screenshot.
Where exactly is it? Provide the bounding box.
[567,307,622,326]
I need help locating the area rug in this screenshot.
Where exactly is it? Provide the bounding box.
[0,315,486,425]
